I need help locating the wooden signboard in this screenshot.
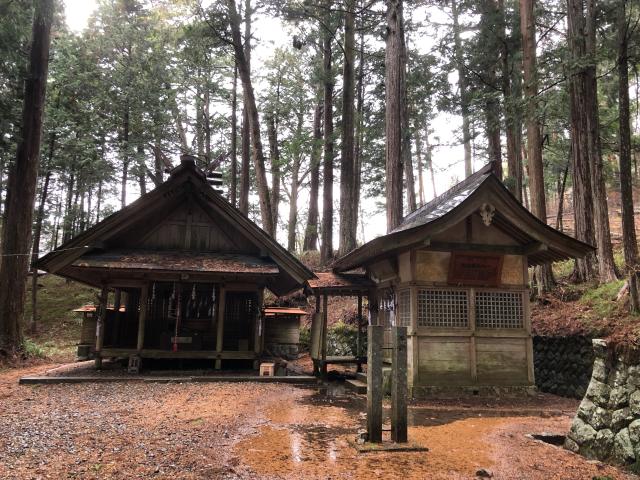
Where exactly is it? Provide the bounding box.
[447,252,503,286]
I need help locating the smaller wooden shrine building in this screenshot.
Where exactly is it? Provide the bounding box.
[313,163,594,395]
[38,155,314,370]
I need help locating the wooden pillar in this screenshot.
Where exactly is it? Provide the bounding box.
[254,287,264,369]
[356,294,363,372]
[321,294,328,379]
[409,286,419,390]
[367,324,383,443]
[469,287,478,383]
[368,289,379,326]
[95,286,108,369]
[136,284,148,352]
[215,286,226,369]
[391,326,408,443]
[113,289,122,346]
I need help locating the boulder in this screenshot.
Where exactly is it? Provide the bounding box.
[628,419,640,444]
[613,428,636,464]
[586,379,611,407]
[568,417,597,445]
[611,407,634,432]
[593,429,614,459]
[630,390,640,416]
[609,386,631,409]
[591,358,608,383]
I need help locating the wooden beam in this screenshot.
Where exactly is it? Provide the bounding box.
[95,286,108,369]
[321,295,328,378]
[136,284,149,352]
[215,286,226,369]
[428,241,534,255]
[356,295,363,360]
[254,288,264,369]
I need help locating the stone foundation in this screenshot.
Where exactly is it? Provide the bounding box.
[533,335,594,398]
[565,339,640,465]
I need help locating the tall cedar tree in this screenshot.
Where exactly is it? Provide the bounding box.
[239,0,251,215]
[338,0,357,256]
[226,0,274,235]
[320,0,335,264]
[385,0,405,232]
[303,97,322,251]
[451,0,472,178]
[617,0,639,310]
[230,63,238,207]
[567,0,598,281]
[0,0,54,355]
[520,0,554,290]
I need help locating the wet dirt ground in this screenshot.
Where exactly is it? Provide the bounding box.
[0,363,636,480]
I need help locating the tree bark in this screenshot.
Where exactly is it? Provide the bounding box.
[287,112,304,252]
[555,161,569,232]
[0,0,53,355]
[617,0,640,310]
[230,63,238,207]
[451,0,473,178]
[303,98,322,252]
[352,21,365,238]
[567,0,598,282]
[239,0,252,216]
[267,113,280,229]
[339,0,357,256]
[402,30,416,213]
[585,0,617,282]
[321,5,335,264]
[227,0,274,235]
[385,0,405,232]
[520,0,554,290]
[30,169,51,333]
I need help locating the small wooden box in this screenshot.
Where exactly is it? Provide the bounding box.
[260,362,275,377]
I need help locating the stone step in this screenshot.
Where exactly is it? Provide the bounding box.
[345,378,367,394]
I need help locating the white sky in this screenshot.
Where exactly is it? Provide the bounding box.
[63,0,471,247]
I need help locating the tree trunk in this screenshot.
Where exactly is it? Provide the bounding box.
[267,113,280,229]
[239,0,252,216]
[321,5,335,264]
[520,0,554,290]
[585,0,617,282]
[227,0,274,235]
[556,161,569,232]
[30,169,51,333]
[303,99,322,252]
[451,0,473,178]
[230,63,238,207]
[500,0,522,193]
[402,30,416,213]
[617,0,640,310]
[567,0,598,282]
[0,0,53,356]
[416,130,425,206]
[352,22,365,238]
[339,0,357,256]
[385,0,405,232]
[288,112,304,252]
[121,104,130,208]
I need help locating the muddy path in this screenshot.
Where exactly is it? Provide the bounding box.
[0,364,636,479]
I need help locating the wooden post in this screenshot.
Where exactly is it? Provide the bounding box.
[215,286,226,369]
[113,289,122,346]
[368,289,379,326]
[95,286,108,369]
[321,294,328,379]
[367,324,383,443]
[391,326,408,443]
[254,288,264,369]
[136,284,148,352]
[356,294,363,372]
[469,287,478,383]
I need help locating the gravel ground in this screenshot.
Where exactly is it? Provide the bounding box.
[0,363,636,480]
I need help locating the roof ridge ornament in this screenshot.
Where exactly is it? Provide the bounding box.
[479,203,496,226]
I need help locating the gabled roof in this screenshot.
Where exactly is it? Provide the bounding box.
[333,164,594,272]
[37,156,314,296]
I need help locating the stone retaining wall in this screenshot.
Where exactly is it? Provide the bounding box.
[565,339,640,466]
[533,335,594,398]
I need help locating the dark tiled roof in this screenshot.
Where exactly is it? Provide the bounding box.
[72,250,279,274]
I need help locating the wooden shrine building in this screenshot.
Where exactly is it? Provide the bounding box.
[315,164,594,395]
[38,155,314,370]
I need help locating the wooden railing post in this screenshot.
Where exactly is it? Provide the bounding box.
[391,326,408,443]
[367,324,383,443]
[95,286,108,369]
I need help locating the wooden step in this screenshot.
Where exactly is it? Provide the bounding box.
[355,372,367,383]
[345,378,367,394]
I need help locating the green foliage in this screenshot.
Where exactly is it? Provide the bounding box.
[21,338,46,359]
[580,280,626,319]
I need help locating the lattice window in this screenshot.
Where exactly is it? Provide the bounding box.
[475,291,524,329]
[397,290,411,327]
[417,289,468,328]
